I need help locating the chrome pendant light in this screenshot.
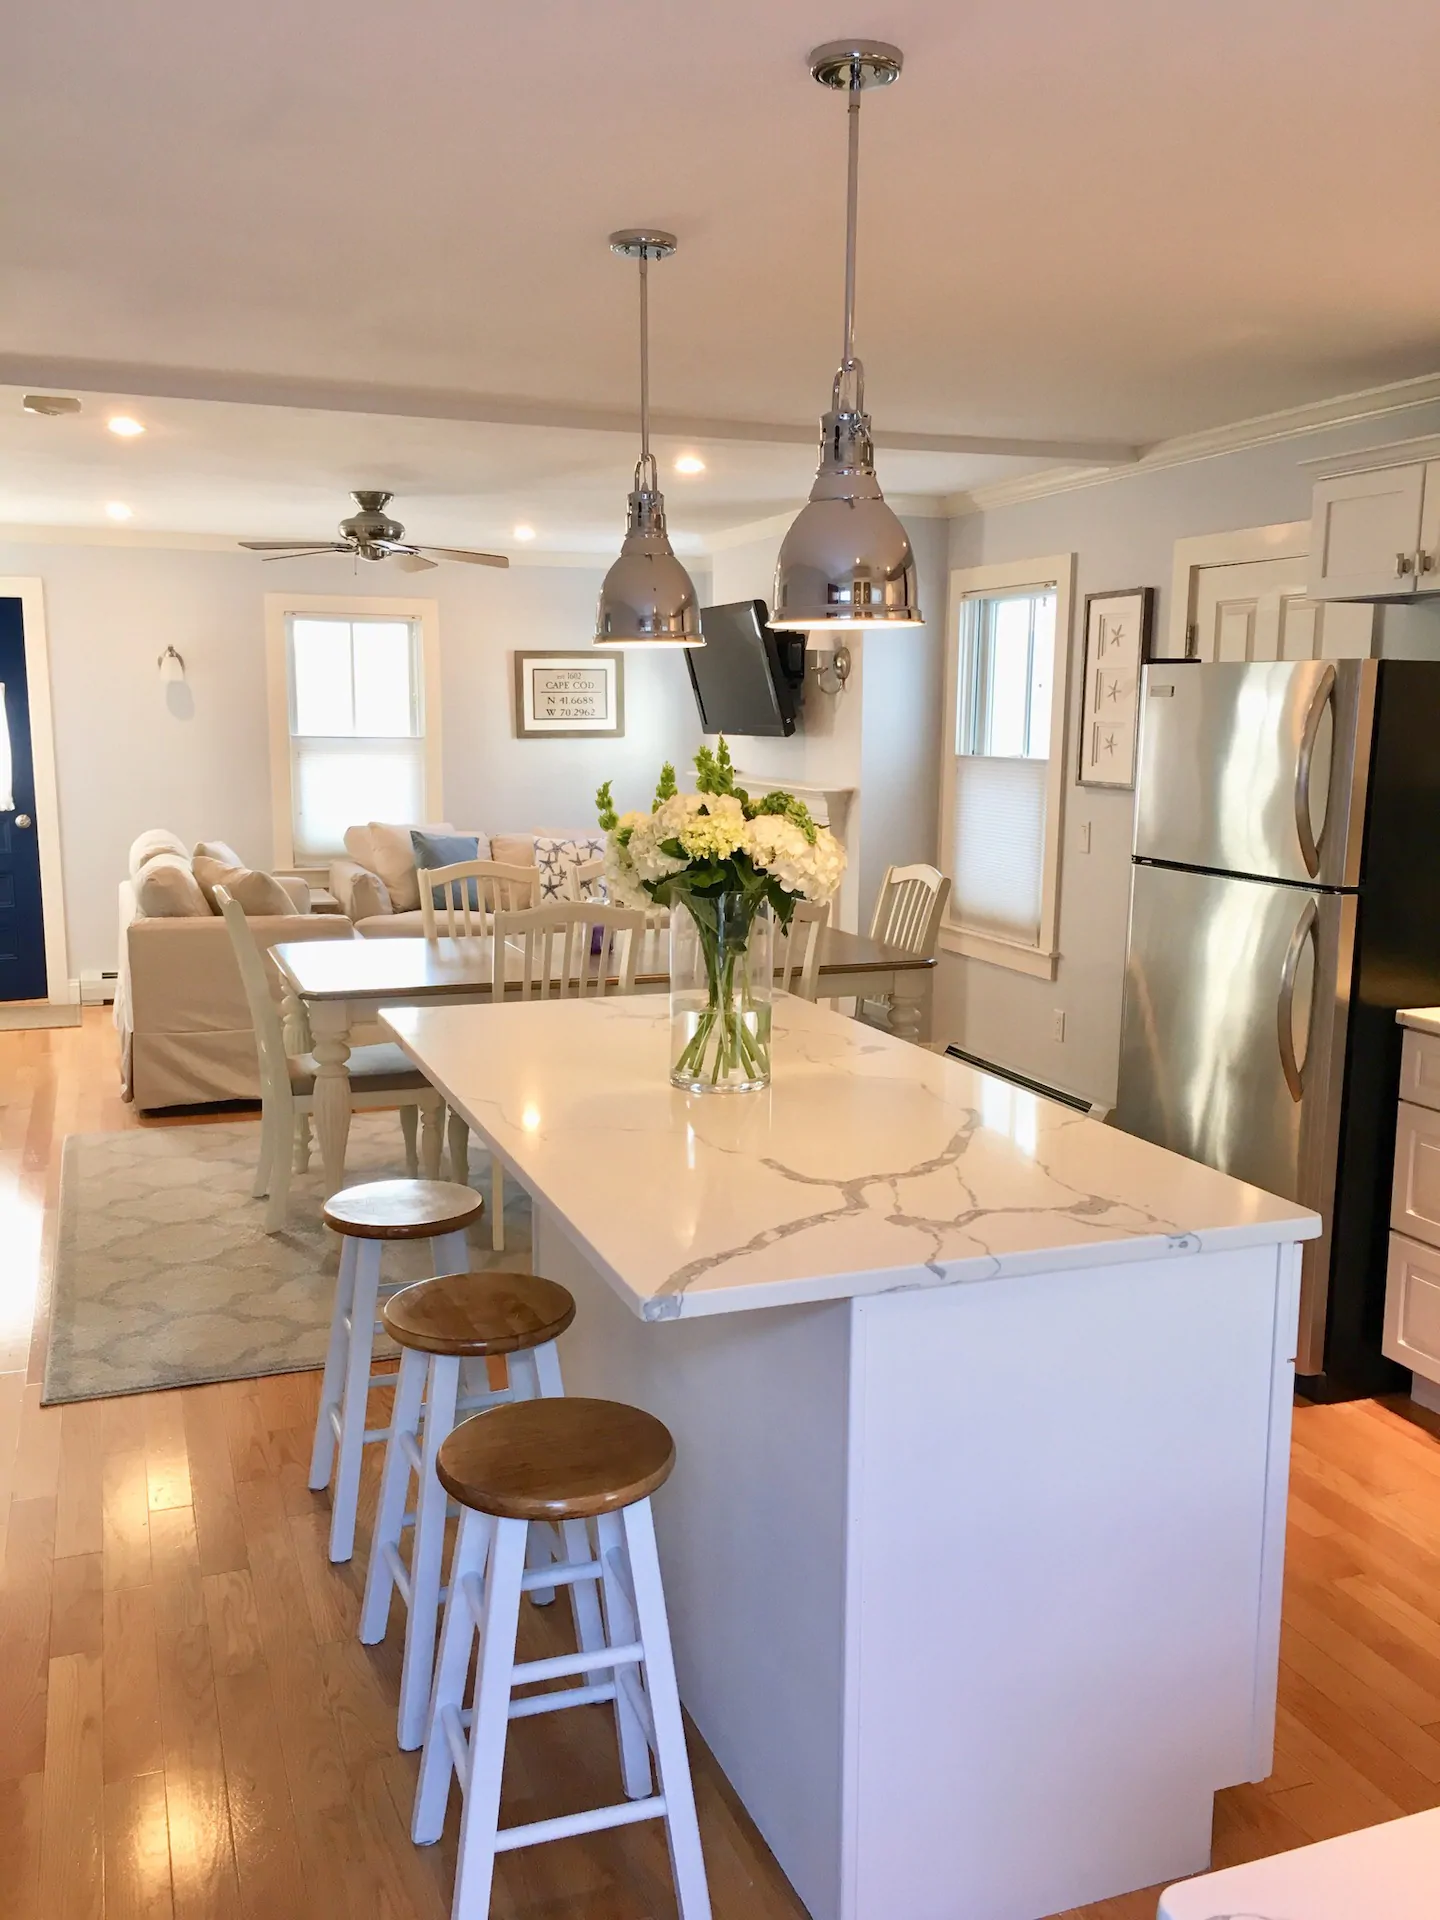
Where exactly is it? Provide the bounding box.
[595,230,704,648]
[771,41,922,634]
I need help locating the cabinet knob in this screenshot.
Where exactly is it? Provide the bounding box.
[1420,551,1436,576]
[1397,551,1417,576]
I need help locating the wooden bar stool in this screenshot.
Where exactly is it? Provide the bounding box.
[358,1269,604,1751]
[308,1178,484,1563]
[412,1397,711,1920]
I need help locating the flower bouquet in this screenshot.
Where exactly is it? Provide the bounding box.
[597,738,846,1092]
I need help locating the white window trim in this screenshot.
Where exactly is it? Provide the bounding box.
[263,592,443,868]
[938,553,1075,980]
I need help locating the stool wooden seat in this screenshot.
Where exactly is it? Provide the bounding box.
[414,1397,709,1920]
[380,1270,575,1356]
[437,1396,674,1521]
[322,1177,484,1239]
[360,1271,597,1752]
[309,1177,483,1565]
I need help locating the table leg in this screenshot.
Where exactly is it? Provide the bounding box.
[888,972,928,1045]
[309,1000,354,1198]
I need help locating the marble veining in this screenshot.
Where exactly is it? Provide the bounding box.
[385,995,1319,1321]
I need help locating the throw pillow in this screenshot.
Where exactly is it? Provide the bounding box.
[366,821,457,913]
[347,868,392,920]
[192,838,245,869]
[127,828,190,884]
[193,855,297,917]
[411,829,481,909]
[489,832,536,869]
[276,875,311,913]
[534,834,607,902]
[134,852,210,917]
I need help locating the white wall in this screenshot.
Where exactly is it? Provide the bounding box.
[707,515,948,931]
[937,399,1440,1105]
[2,540,703,977]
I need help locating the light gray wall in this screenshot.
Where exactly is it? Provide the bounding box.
[3,542,703,977]
[937,400,1440,1104]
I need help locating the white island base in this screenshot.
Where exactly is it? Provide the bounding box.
[536,1212,1299,1920]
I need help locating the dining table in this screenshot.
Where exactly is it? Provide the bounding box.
[270,925,936,1197]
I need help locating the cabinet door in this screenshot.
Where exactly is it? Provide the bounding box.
[1309,464,1423,600]
[1415,459,1440,594]
[1400,1028,1440,1114]
[1391,1100,1440,1249]
[1383,1232,1440,1384]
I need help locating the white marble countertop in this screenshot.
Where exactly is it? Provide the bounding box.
[384,996,1320,1321]
[1398,1007,1440,1035]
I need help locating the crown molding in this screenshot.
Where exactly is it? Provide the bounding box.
[946,369,1440,518]
[0,521,627,570]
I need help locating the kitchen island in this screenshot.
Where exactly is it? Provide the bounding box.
[385,994,1319,1920]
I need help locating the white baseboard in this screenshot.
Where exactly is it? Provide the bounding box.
[1410,1373,1440,1416]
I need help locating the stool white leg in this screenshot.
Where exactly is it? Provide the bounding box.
[450,1516,527,1920]
[309,1234,356,1490]
[413,1509,492,1845]
[623,1498,712,1920]
[596,1509,653,1801]
[358,1345,428,1645]
[523,1344,608,1659]
[399,1104,419,1177]
[397,1351,461,1751]
[430,1227,470,1277]
[492,1159,505,1253]
[328,1236,383,1563]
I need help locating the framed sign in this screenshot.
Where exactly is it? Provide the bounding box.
[1077,587,1155,789]
[513,651,625,739]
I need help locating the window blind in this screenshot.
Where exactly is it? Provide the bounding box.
[950,753,1047,944]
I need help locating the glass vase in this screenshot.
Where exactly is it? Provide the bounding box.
[669,893,774,1094]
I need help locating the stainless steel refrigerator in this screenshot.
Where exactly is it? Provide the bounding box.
[1114,658,1440,1398]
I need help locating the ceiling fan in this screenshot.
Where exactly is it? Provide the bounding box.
[239,491,509,571]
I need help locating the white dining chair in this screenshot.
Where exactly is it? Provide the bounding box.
[777,899,828,1000]
[565,856,607,903]
[456,901,648,1253]
[218,890,444,1231]
[857,862,951,1031]
[417,860,538,939]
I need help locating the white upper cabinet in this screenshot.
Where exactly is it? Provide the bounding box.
[1309,460,1440,600]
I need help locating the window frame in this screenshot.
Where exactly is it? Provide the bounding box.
[938,553,1075,980]
[264,592,443,869]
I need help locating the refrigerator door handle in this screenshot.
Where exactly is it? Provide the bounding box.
[1277,896,1318,1102]
[1293,663,1336,878]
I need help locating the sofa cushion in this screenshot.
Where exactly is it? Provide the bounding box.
[365,821,457,912]
[347,867,392,920]
[192,839,245,869]
[488,832,535,868]
[134,852,210,917]
[344,823,377,868]
[194,856,300,918]
[411,829,481,907]
[534,834,608,901]
[128,829,190,884]
[356,909,430,937]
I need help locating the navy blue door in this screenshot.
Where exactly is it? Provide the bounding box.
[0,597,47,1001]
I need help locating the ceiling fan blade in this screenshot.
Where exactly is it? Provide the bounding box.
[240,539,349,553]
[388,552,438,572]
[257,547,353,562]
[417,547,510,569]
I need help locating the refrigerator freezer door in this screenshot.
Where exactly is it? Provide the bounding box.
[1115,862,1354,1372]
[1134,661,1374,887]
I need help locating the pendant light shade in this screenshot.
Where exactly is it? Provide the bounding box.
[595,231,704,648]
[772,42,922,634]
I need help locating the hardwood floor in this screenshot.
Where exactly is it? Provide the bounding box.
[3,1012,1439,1919]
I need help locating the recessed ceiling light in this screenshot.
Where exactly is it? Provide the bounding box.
[105,501,134,521]
[674,454,706,475]
[107,415,145,438]
[513,524,536,541]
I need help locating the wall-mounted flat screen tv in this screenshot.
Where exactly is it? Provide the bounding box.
[685,600,805,737]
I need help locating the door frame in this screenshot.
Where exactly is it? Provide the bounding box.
[0,578,69,1005]
[1165,521,1310,659]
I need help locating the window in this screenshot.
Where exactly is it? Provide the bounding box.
[940,555,1074,978]
[265,596,442,865]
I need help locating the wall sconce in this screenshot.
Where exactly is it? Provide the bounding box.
[157,646,186,684]
[809,644,853,696]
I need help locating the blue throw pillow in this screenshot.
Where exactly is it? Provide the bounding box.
[410,829,481,910]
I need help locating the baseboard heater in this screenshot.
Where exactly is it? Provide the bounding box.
[943,1045,1103,1118]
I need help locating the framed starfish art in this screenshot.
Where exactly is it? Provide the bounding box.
[1078,587,1156,789]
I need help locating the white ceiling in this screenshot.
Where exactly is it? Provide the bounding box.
[4,0,1440,545]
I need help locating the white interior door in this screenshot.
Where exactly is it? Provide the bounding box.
[1191,555,1375,663]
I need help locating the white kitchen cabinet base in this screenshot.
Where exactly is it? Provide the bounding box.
[1412,1373,1440,1414]
[536,1205,1301,1920]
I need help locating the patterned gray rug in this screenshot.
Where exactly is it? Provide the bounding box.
[45,1113,530,1404]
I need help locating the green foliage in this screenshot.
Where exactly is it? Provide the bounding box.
[653,762,678,806]
[595,779,618,833]
[749,788,818,844]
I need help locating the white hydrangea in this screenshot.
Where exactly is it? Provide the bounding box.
[600,784,846,908]
[746,815,846,902]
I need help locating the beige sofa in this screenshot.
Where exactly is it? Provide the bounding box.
[117,831,355,1110]
[329,822,606,936]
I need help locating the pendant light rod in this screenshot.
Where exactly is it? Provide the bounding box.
[842,76,861,372]
[638,251,651,469]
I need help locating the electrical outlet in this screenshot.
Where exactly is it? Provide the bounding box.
[1078,820,1091,853]
[1052,1010,1066,1043]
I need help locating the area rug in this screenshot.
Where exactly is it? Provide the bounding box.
[44,1113,531,1404]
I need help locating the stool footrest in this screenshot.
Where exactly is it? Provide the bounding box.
[520,1558,601,1594]
[493,1795,667,1854]
[508,1681,617,1721]
[512,1642,641,1687]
